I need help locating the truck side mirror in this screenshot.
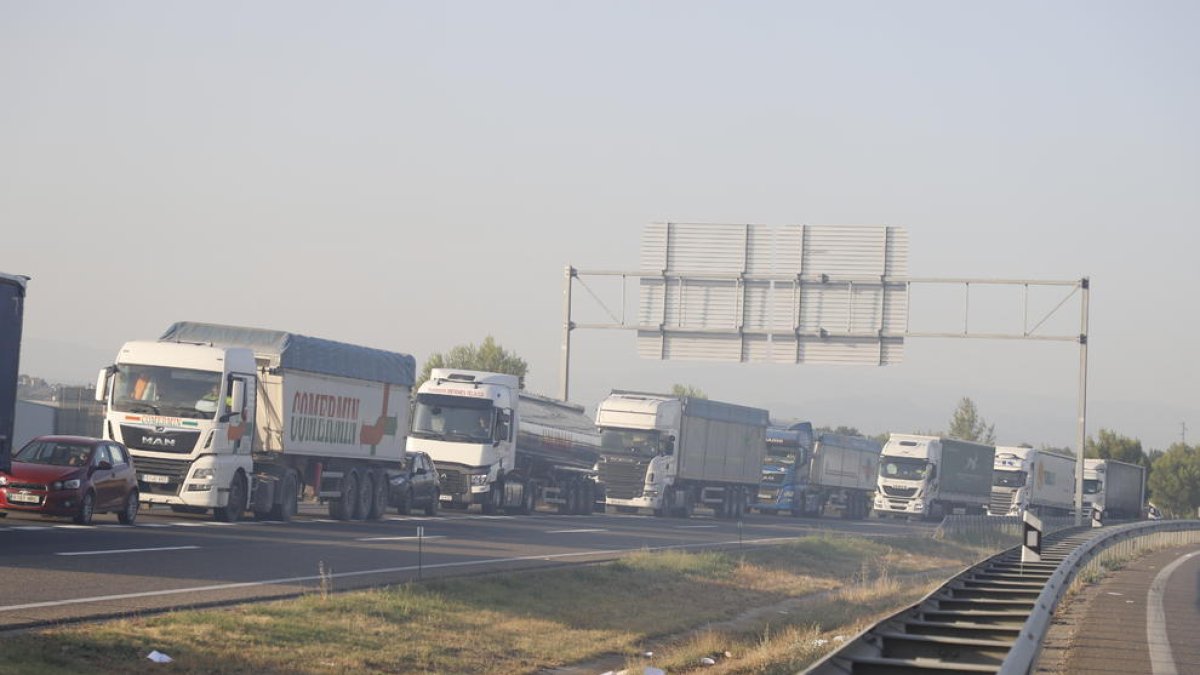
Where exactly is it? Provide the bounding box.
[94,368,110,402]
[224,379,246,421]
[664,435,675,456]
[496,411,512,443]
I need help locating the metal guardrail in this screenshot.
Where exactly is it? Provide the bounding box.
[998,519,1200,675]
[802,520,1200,675]
[936,515,1077,541]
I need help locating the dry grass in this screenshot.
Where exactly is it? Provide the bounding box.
[0,534,989,674]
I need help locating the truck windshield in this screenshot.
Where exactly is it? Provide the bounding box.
[878,457,930,481]
[599,429,661,457]
[1083,478,1102,495]
[992,470,1027,488]
[411,393,494,443]
[112,365,223,420]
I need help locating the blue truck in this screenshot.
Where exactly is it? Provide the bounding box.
[754,422,882,520]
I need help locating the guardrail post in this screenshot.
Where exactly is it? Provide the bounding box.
[1022,510,1043,563]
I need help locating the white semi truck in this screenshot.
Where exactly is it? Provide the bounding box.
[988,446,1075,517]
[95,322,414,522]
[874,434,995,520]
[1083,458,1145,521]
[595,392,768,519]
[407,369,601,515]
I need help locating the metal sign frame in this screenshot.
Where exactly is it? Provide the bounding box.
[560,225,1091,524]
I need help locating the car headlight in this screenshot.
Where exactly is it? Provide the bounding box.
[0,474,8,486]
[470,474,490,486]
[63,479,81,490]
[192,468,216,480]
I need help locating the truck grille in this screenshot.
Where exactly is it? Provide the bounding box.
[131,456,191,495]
[989,488,1017,515]
[120,425,202,454]
[438,467,469,497]
[881,485,917,498]
[598,458,648,500]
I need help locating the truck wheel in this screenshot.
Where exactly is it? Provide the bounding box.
[353,470,373,520]
[424,490,440,517]
[367,469,388,520]
[270,472,299,522]
[482,485,501,515]
[215,472,247,523]
[330,471,358,521]
[396,488,413,515]
[733,487,746,519]
[557,483,574,515]
[674,491,693,519]
[518,481,536,515]
[581,481,594,517]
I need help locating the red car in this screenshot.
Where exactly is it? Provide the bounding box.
[0,436,139,525]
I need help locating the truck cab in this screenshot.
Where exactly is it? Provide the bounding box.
[990,447,1033,516]
[754,422,814,515]
[594,394,680,514]
[407,369,516,512]
[95,340,254,520]
[875,434,938,517]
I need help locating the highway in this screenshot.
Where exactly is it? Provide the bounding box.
[1064,545,1200,674]
[0,504,932,630]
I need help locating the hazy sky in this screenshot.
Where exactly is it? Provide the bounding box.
[2,1,1196,450]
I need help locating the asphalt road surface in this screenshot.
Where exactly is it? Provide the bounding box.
[1063,545,1200,674]
[0,503,933,629]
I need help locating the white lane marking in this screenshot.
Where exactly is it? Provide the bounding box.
[56,546,201,557]
[676,525,718,529]
[13,526,49,531]
[545,528,608,534]
[138,523,170,528]
[54,525,92,530]
[1147,550,1200,675]
[170,522,210,527]
[0,535,806,614]
[358,535,446,542]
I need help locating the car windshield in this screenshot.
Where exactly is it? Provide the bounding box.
[879,456,930,480]
[1083,478,1102,495]
[411,394,494,443]
[112,364,224,419]
[993,470,1027,488]
[14,440,92,467]
[599,429,662,457]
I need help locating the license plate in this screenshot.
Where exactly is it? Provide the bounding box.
[439,494,453,501]
[8,492,41,504]
[140,474,171,484]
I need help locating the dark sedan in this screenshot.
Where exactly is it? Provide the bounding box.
[389,451,440,516]
[0,436,139,525]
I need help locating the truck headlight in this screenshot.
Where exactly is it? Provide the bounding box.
[192,468,216,480]
[470,474,490,487]
[911,499,925,510]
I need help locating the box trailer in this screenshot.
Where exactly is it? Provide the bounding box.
[596,392,768,518]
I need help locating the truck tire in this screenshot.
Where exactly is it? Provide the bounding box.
[214,472,247,523]
[367,469,388,520]
[424,490,440,517]
[270,471,299,522]
[329,471,358,521]
[581,481,594,517]
[673,490,693,519]
[482,484,502,515]
[353,470,373,520]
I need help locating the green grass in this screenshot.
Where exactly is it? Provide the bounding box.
[0,535,992,674]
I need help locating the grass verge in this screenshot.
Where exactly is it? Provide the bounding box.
[0,534,992,674]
